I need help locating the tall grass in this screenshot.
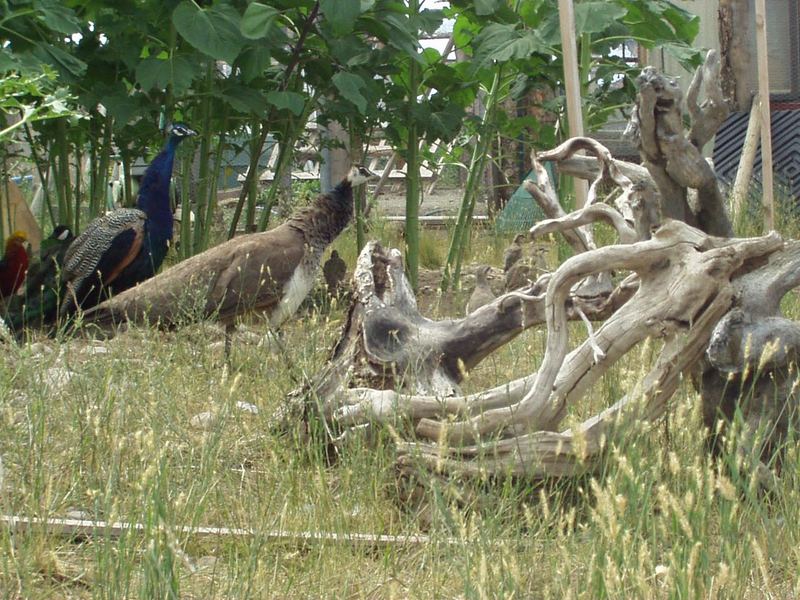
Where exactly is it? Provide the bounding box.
[1,226,799,598]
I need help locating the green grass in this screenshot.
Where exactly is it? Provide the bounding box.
[2,224,800,598]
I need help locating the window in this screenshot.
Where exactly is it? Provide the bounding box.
[767,0,800,100]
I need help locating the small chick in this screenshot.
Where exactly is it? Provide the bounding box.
[504,262,532,292]
[466,265,495,314]
[503,233,527,272]
[323,249,347,296]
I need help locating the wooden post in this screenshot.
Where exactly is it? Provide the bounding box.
[754,0,774,230]
[557,0,588,208]
[730,93,761,220]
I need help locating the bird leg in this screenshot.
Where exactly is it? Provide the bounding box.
[224,322,235,364]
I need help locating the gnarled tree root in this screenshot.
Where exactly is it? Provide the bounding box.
[270,240,635,437]
[280,221,782,485]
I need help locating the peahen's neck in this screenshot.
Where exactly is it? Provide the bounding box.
[136,135,182,241]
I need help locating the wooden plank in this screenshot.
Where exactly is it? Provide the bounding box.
[730,93,762,220]
[557,0,588,209]
[1,515,453,548]
[754,0,774,230]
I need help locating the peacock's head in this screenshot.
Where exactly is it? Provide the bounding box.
[50,225,73,242]
[346,165,378,187]
[166,122,198,142]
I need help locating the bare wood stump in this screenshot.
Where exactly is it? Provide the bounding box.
[271,240,633,437]
[279,218,782,486]
[625,50,733,237]
[697,241,800,477]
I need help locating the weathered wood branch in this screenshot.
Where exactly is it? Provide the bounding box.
[523,157,590,254]
[413,224,780,446]
[696,241,800,471]
[302,222,782,483]
[626,51,733,237]
[396,289,733,479]
[687,49,730,149]
[532,137,661,242]
[272,241,636,434]
[530,204,639,244]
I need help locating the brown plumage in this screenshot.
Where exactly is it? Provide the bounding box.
[504,244,549,291]
[82,167,377,330]
[503,233,526,272]
[504,262,532,291]
[323,249,347,296]
[466,265,495,314]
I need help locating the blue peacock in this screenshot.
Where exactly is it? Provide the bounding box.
[59,122,196,315]
[4,123,196,334]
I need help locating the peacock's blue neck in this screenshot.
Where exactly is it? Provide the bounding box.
[136,135,183,242]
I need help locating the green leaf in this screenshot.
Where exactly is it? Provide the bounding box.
[537,11,561,45]
[32,44,87,79]
[237,46,271,83]
[0,52,20,72]
[660,5,699,43]
[221,86,268,117]
[661,42,703,69]
[453,14,480,54]
[135,56,197,95]
[383,13,423,63]
[329,37,370,66]
[265,90,305,116]
[240,3,280,40]
[574,3,626,34]
[407,94,466,144]
[101,92,142,125]
[172,1,245,63]
[413,9,444,35]
[332,72,367,114]
[320,0,361,36]
[473,24,546,67]
[36,0,81,35]
[474,0,502,16]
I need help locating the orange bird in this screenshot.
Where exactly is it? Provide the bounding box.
[0,231,29,298]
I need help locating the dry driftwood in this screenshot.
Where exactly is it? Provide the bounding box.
[697,240,800,471]
[279,51,800,493]
[625,50,732,237]
[287,215,782,482]
[272,240,633,434]
[338,224,779,473]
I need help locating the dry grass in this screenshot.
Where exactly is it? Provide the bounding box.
[1,223,800,599]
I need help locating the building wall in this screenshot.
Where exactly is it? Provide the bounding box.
[648,0,721,91]
[650,0,798,103]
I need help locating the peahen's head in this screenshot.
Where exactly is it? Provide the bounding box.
[166,122,198,145]
[346,165,378,187]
